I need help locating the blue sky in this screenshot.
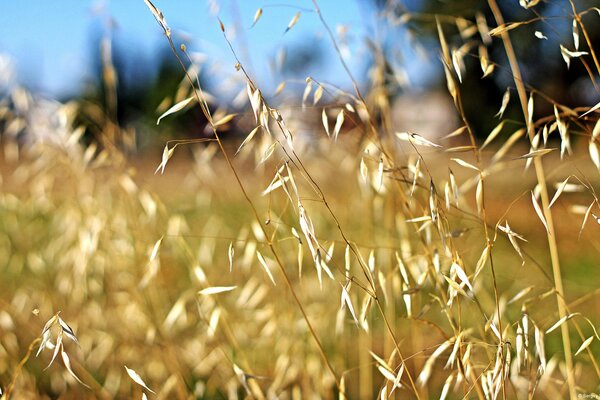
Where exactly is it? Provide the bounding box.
[0,1,433,98]
[0,0,365,94]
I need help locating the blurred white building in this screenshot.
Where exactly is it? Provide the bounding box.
[391,91,459,140]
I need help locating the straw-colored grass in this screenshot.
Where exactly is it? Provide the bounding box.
[1,1,600,399]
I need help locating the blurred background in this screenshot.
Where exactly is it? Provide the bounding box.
[0,0,597,152]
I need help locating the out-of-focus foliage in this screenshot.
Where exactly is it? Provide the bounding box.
[370,0,600,135]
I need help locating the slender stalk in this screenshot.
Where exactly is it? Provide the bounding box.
[4,338,41,400]
[436,18,503,399]
[148,17,344,395]
[358,328,372,399]
[222,8,424,395]
[487,1,576,398]
[569,0,600,76]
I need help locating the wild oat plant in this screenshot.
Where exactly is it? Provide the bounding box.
[1,1,600,399]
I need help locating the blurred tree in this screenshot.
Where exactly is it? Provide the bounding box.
[75,24,216,152]
[279,41,324,78]
[368,0,600,137]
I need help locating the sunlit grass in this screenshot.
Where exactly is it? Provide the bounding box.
[1,1,600,399]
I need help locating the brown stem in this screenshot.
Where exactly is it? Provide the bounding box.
[4,338,41,399]
[569,0,600,76]
[159,25,343,396]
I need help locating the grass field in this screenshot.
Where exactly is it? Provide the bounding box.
[2,1,600,399]
[1,132,599,399]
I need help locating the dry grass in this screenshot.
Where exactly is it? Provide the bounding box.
[1,1,600,399]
